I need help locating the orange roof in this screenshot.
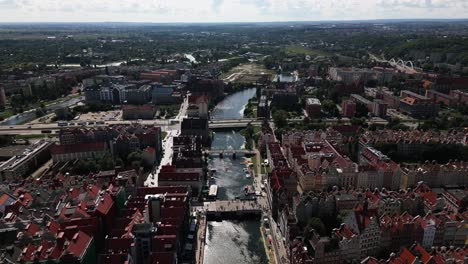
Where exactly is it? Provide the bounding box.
[401,97,416,105]
[398,248,416,264]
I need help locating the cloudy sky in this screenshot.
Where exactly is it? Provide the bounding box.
[0,0,467,23]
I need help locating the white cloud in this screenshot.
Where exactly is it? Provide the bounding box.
[0,0,467,22]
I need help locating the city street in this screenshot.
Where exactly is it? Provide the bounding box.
[144,96,188,187]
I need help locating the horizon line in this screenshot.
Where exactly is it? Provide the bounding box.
[1,18,468,25]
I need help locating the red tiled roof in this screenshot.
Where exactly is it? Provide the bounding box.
[397,248,416,264]
[361,257,380,264]
[17,192,33,206]
[122,104,155,111]
[188,94,208,104]
[47,220,61,236]
[335,224,355,240]
[51,142,106,155]
[96,193,114,216]
[25,223,41,237]
[86,185,101,198]
[411,243,432,264]
[19,240,61,262]
[65,231,92,259]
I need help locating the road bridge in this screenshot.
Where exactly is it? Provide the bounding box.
[205,149,256,155]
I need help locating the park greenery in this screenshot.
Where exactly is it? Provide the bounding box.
[240,123,261,150]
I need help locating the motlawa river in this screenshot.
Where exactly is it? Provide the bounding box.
[204,88,268,264]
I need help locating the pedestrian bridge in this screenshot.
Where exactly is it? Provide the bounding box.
[203,198,268,220]
[204,149,256,155]
[209,120,262,129]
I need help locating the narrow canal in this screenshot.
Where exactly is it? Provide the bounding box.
[204,88,268,264]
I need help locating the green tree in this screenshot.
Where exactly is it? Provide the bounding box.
[350,117,366,126]
[321,100,339,116]
[72,159,98,175]
[99,154,115,170]
[355,103,369,118]
[273,110,288,128]
[127,151,142,163]
[304,217,327,238]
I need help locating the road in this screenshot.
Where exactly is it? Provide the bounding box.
[0,118,260,135]
[144,96,189,187]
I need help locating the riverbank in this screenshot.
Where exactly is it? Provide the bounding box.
[195,213,207,264]
[260,225,275,264]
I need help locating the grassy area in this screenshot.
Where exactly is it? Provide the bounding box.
[161,131,168,139]
[0,109,14,120]
[240,125,262,150]
[285,45,331,56]
[155,103,181,119]
[0,93,82,121]
[259,153,272,175]
[220,63,274,83]
[261,164,272,175]
[243,99,258,118]
[251,154,259,175]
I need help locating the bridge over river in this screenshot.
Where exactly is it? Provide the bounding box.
[203,198,268,220]
[204,149,256,155]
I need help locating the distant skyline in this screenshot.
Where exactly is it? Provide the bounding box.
[1,0,468,23]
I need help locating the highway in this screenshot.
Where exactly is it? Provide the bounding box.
[0,116,411,136]
[0,118,264,135]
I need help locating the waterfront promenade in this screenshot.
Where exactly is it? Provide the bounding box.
[195,213,207,264]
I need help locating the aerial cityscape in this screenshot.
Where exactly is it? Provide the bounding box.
[0,1,468,264]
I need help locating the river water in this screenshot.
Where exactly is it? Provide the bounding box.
[210,88,257,200]
[204,88,268,264]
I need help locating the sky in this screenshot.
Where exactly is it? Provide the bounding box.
[0,0,468,23]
